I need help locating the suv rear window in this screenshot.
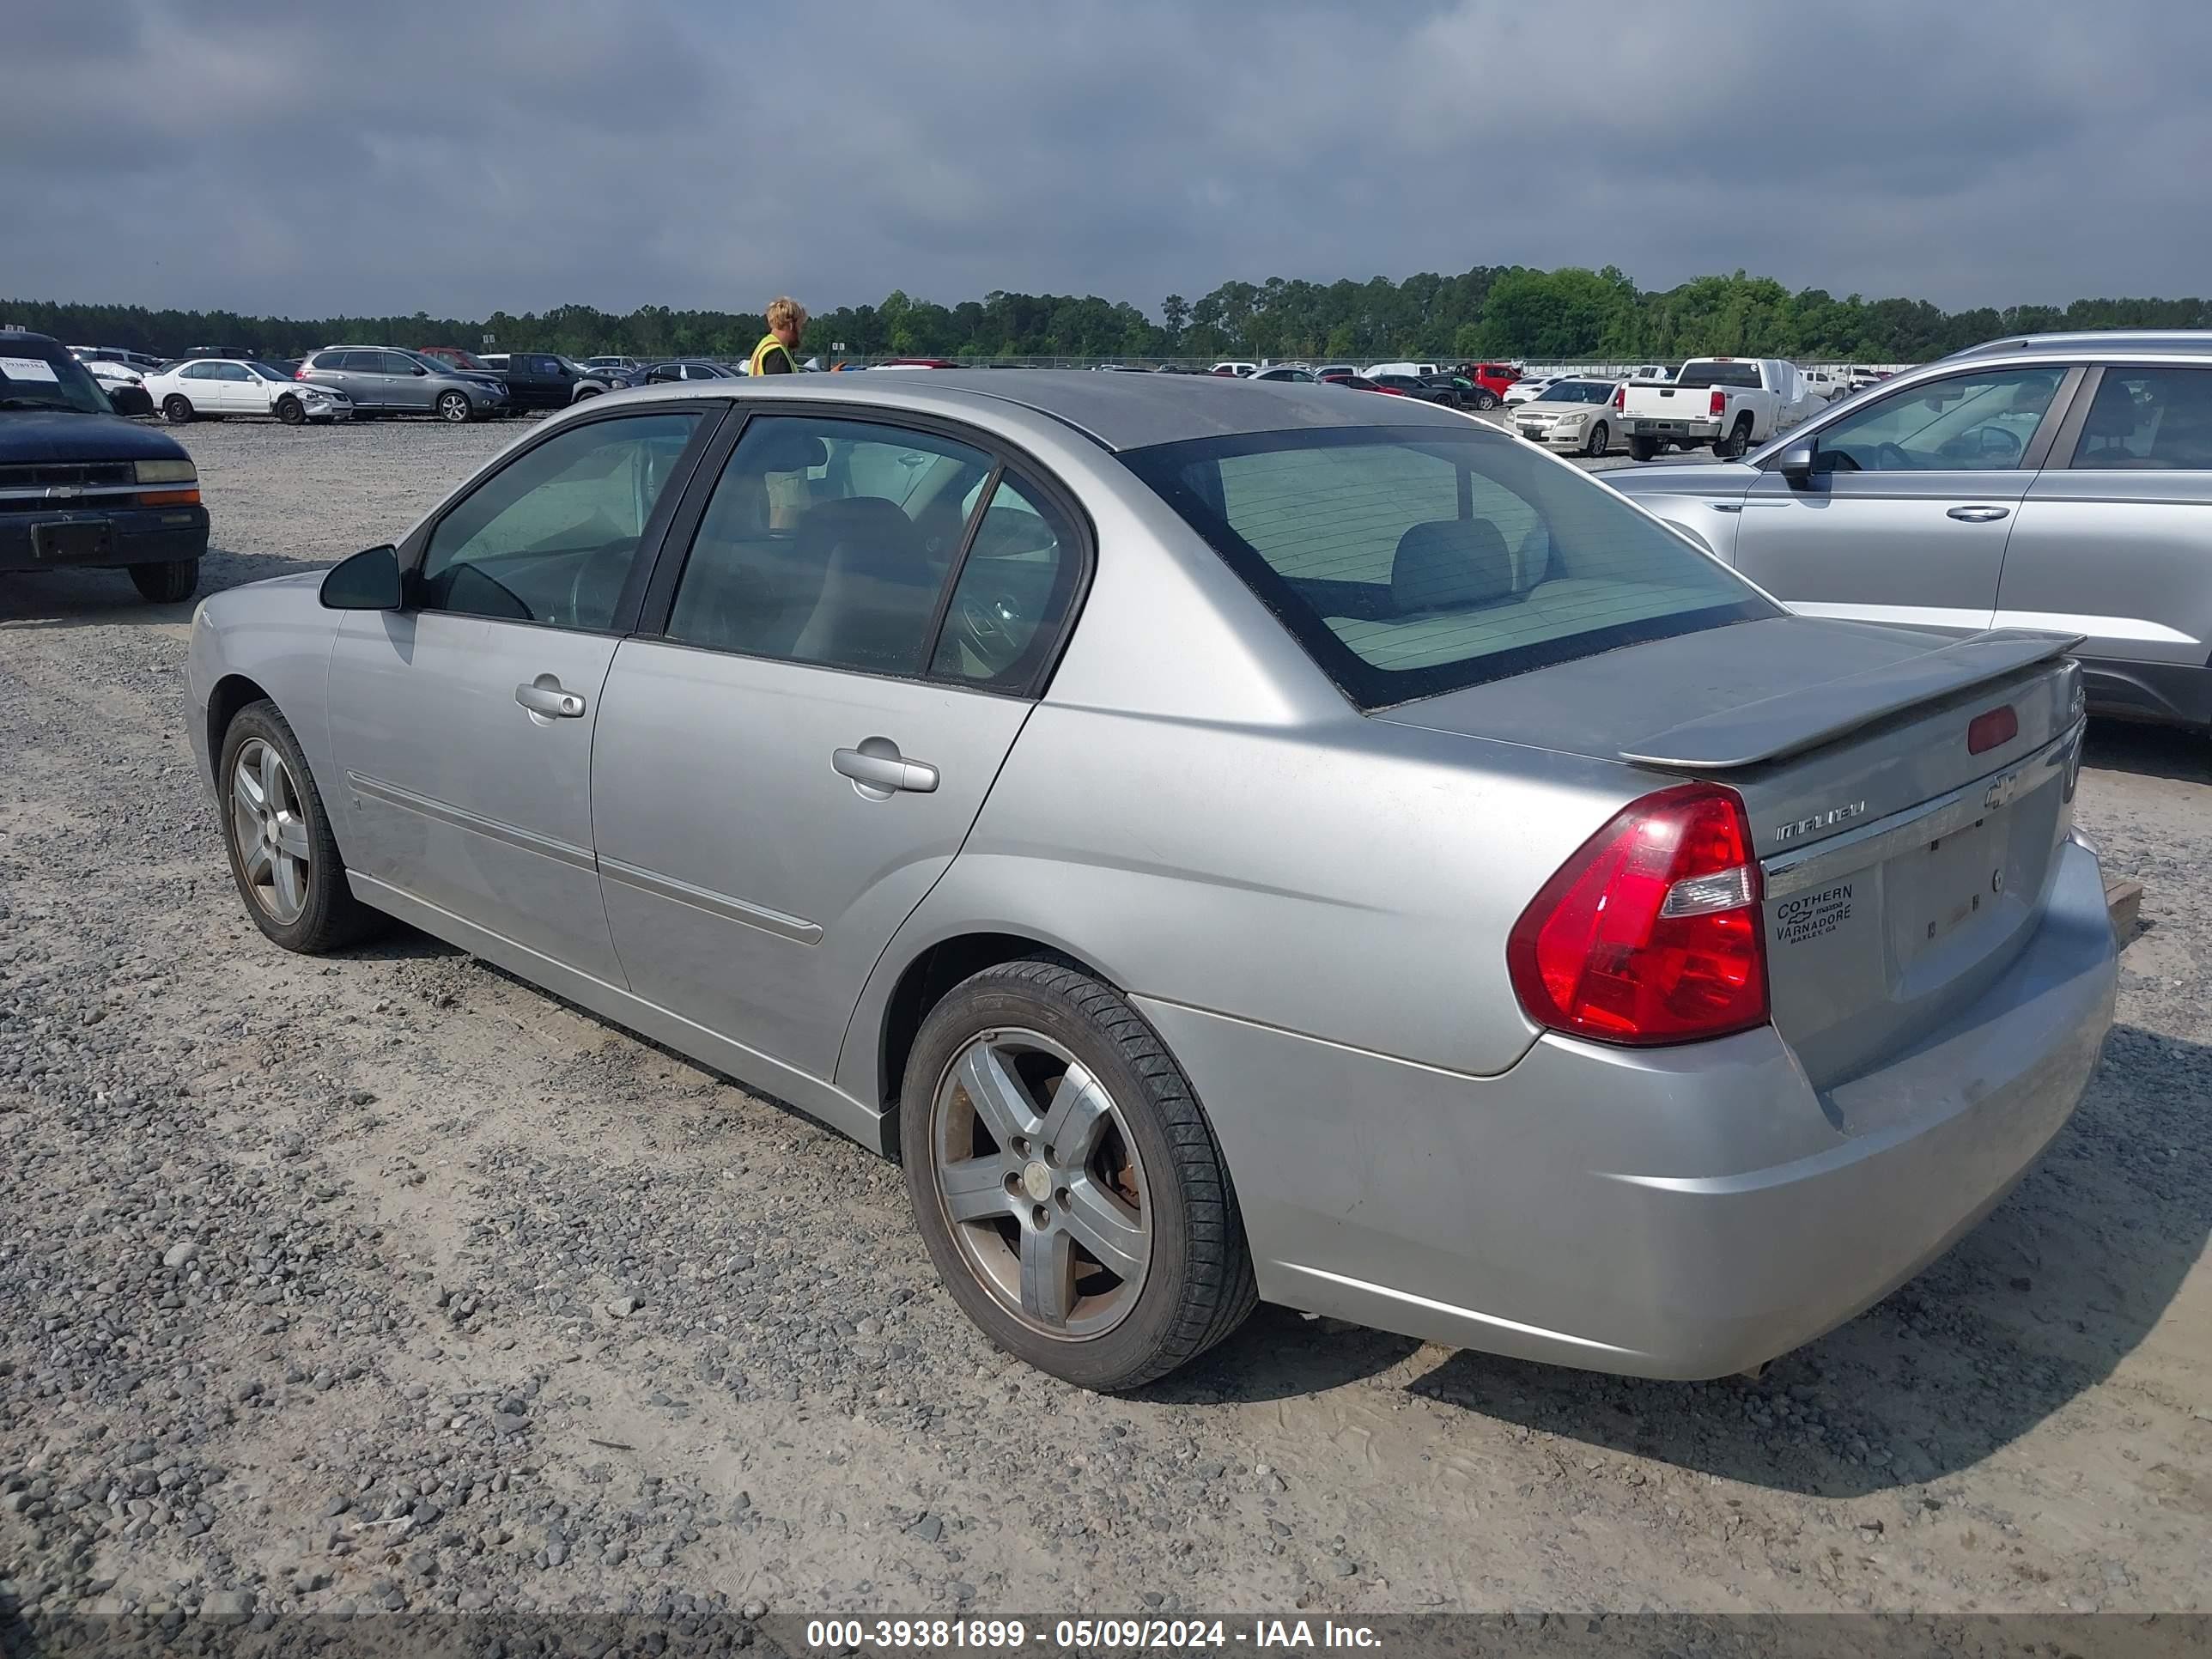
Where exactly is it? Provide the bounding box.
[1124,425,1772,709]
[1674,361,1762,389]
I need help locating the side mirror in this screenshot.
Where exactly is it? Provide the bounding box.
[411,365,428,376]
[1776,438,1819,485]
[320,544,403,611]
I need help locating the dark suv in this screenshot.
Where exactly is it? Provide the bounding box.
[1,331,209,602]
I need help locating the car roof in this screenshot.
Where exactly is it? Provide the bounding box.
[1941,329,2212,363]
[0,331,65,352]
[666,368,1480,451]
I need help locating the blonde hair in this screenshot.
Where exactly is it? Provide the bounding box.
[766,296,806,332]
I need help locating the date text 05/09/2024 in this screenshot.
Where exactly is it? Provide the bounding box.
[801,1618,1383,1652]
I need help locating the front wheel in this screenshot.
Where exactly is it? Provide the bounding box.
[1584,421,1609,458]
[128,558,199,604]
[436,390,473,422]
[1627,434,1659,462]
[901,958,1257,1392]
[276,394,306,425]
[161,394,195,424]
[218,701,387,953]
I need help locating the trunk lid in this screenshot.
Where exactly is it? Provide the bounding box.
[1380,615,2088,1089]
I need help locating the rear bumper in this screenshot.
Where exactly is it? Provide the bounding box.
[1136,836,2117,1379]
[1625,416,1723,441]
[0,505,210,572]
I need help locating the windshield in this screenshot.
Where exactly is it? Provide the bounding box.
[0,349,112,414]
[248,362,295,382]
[1674,361,1762,389]
[1123,425,1771,709]
[1540,380,1613,404]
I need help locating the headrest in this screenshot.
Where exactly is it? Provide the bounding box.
[2081,394,2140,440]
[754,429,830,472]
[1390,518,1515,614]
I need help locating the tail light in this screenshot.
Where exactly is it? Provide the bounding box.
[1709,389,1727,417]
[1507,783,1769,1046]
[296,365,310,380]
[1612,383,1626,410]
[1967,703,2018,755]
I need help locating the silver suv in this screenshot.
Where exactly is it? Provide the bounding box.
[1608,331,2212,733]
[296,347,509,422]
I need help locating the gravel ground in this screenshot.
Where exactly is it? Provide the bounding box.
[2,415,2207,1628]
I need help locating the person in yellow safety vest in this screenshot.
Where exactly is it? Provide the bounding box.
[750,296,807,376]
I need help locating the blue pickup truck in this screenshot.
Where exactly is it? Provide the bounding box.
[2,330,209,603]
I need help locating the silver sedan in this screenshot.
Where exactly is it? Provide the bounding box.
[186,373,2117,1390]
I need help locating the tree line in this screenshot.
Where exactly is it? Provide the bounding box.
[9,265,2208,366]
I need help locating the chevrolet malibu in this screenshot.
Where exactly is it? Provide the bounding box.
[186,373,2117,1391]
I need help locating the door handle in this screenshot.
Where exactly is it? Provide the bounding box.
[1947,505,2010,523]
[514,681,586,719]
[834,740,939,796]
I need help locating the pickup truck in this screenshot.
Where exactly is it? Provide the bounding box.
[477,350,589,410]
[1612,356,1814,460]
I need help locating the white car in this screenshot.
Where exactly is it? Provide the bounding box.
[146,358,354,425]
[1625,363,1674,383]
[1501,375,1560,408]
[1210,361,1257,377]
[1362,361,1440,380]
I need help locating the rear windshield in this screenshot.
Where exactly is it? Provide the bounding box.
[1674,361,1762,389]
[1123,425,1772,709]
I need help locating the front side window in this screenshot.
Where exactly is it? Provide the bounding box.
[214,362,252,382]
[2068,368,2212,470]
[1125,424,1771,709]
[1810,368,2063,472]
[417,411,703,629]
[665,415,995,677]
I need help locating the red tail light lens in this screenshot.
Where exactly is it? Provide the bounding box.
[1966,704,2018,755]
[1709,388,1727,417]
[1612,383,1626,410]
[1507,783,1769,1046]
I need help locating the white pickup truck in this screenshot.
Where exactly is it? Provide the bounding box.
[1612,356,1815,461]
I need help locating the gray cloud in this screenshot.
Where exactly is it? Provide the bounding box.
[7,0,2208,319]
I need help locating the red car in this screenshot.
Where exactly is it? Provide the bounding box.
[416,345,496,374]
[1317,371,1404,396]
[1449,362,1520,410]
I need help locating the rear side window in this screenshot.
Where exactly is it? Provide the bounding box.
[2069,369,2212,470]
[1124,425,1772,710]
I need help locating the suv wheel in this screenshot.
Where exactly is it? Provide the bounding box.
[161,395,195,424]
[128,558,199,604]
[437,391,473,422]
[901,958,1257,1392]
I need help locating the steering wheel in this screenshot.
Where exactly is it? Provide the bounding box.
[954,585,1026,677]
[563,541,632,628]
[1874,441,1916,471]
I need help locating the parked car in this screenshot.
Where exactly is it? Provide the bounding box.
[1607,330,2212,732]
[643,360,736,384]
[586,356,641,373]
[416,346,499,375]
[2,330,207,601]
[1367,373,1455,405]
[1510,377,1623,455]
[1250,366,1318,383]
[475,350,590,410]
[1317,371,1402,395]
[1625,363,1674,384]
[185,370,2114,1390]
[295,347,509,422]
[1501,375,1560,408]
[573,363,645,400]
[82,357,155,416]
[1798,367,1848,403]
[1847,366,1895,392]
[1363,361,1441,380]
[1613,357,1818,460]
[72,346,166,374]
[1313,364,1358,380]
[1449,362,1520,410]
[1210,362,1257,377]
[146,358,354,425]
[875,358,960,370]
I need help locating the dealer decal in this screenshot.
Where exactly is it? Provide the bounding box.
[1775,882,1854,945]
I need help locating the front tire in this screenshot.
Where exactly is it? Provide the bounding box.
[218,701,387,953]
[1627,434,1659,462]
[1584,420,1609,458]
[162,394,195,424]
[276,394,306,425]
[437,390,473,422]
[128,558,199,604]
[901,958,1257,1392]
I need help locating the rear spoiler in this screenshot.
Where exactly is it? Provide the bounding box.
[1619,629,2083,769]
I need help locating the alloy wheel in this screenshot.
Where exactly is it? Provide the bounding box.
[930,1028,1152,1340]
[439,392,469,422]
[229,737,312,924]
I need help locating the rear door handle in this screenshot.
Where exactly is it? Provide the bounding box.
[1947,505,2010,522]
[514,681,586,719]
[834,740,939,796]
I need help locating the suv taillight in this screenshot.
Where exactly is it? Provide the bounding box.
[1507,784,1768,1046]
[1709,388,1727,417]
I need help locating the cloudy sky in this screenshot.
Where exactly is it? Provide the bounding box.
[11,0,2209,320]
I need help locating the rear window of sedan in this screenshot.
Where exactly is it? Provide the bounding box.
[1123,425,1774,710]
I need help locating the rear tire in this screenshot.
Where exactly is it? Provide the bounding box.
[901,957,1257,1392]
[1627,434,1659,463]
[161,395,195,424]
[1473,389,1500,410]
[276,394,306,425]
[218,700,387,954]
[1715,415,1755,459]
[1584,421,1609,458]
[128,558,199,604]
